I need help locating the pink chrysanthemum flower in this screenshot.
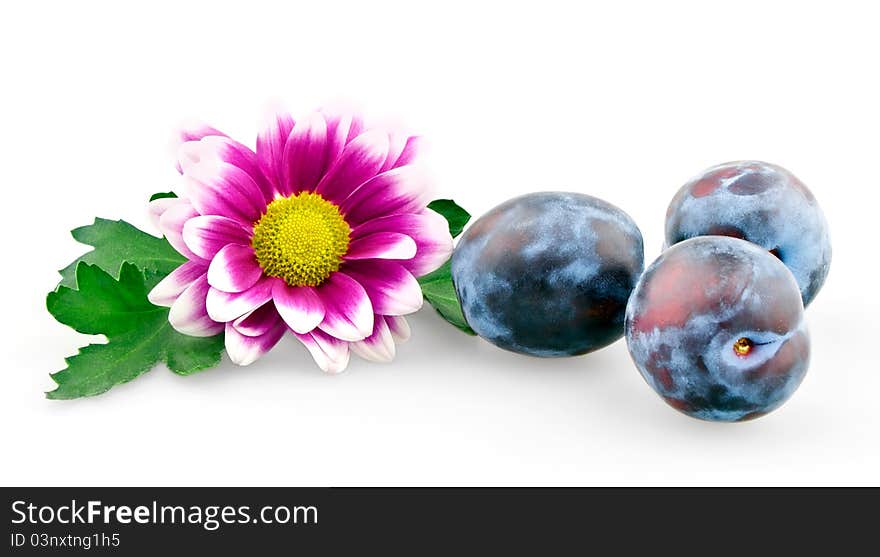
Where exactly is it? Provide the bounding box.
[147,109,453,372]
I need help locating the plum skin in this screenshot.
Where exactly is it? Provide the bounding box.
[625,236,810,422]
[665,161,831,306]
[451,192,644,357]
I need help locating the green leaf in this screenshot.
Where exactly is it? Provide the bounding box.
[418,261,475,335]
[164,332,226,375]
[46,262,224,399]
[427,199,471,238]
[149,191,178,201]
[57,218,187,289]
[419,200,475,334]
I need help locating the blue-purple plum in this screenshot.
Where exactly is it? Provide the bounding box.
[452,192,644,356]
[665,161,831,306]
[625,236,810,422]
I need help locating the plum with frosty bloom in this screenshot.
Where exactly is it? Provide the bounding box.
[665,160,831,306]
[452,192,644,356]
[147,109,453,372]
[625,236,810,422]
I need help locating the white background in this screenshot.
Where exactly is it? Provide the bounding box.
[1,1,878,486]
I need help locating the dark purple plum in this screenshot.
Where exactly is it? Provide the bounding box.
[665,161,831,306]
[625,236,809,422]
[452,192,644,357]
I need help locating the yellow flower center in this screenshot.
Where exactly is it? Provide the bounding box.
[251,192,351,287]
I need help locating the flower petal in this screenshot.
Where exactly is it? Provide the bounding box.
[158,201,203,262]
[339,165,433,225]
[294,329,351,374]
[386,135,421,171]
[173,124,228,172]
[206,277,275,322]
[314,130,389,203]
[344,232,417,261]
[168,275,224,337]
[148,261,207,307]
[182,215,252,260]
[351,211,453,277]
[351,317,396,363]
[148,197,180,229]
[386,315,411,343]
[393,136,421,168]
[207,244,264,293]
[181,176,262,226]
[282,112,328,195]
[179,140,267,223]
[225,319,286,366]
[257,111,295,193]
[180,136,273,202]
[380,133,409,173]
[342,260,423,316]
[315,272,374,341]
[272,282,325,334]
[322,109,363,172]
[178,122,227,143]
[233,302,281,337]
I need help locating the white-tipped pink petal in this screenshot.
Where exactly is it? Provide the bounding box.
[207,244,263,293]
[393,136,421,168]
[322,110,363,172]
[344,232,417,261]
[178,122,227,144]
[315,272,374,341]
[233,302,281,337]
[257,111,295,192]
[181,171,265,225]
[339,165,433,225]
[381,132,409,173]
[351,211,453,277]
[187,136,274,203]
[173,124,228,171]
[168,275,224,337]
[386,315,411,343]
[206,277,275,322]
[282,112,328,195]
[178,139,268,223]
[295,329,351,374]
[148,197,180,229]
[351,317,396,363]
[343,260,423,316]
[272,282,325,334]
[158,201,203,262]
[148,261,207,307]
[182,215,252,260]
[314,130,389,203]
[225,319,286,366]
